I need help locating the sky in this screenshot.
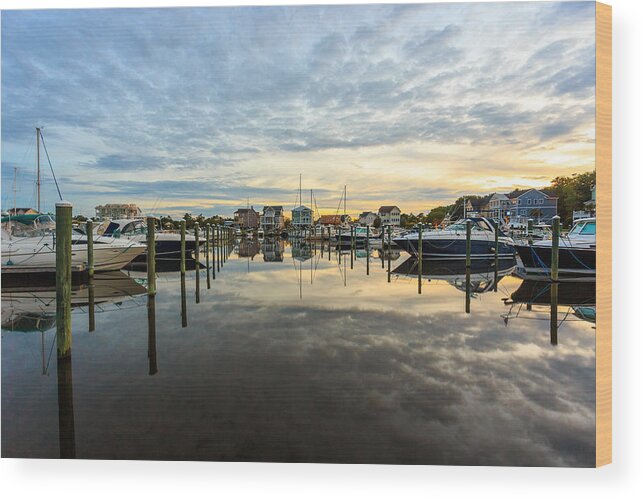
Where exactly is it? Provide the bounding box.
[1,2,596,218]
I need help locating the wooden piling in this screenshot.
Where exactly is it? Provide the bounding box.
[387,225,392,283]
[205,224,211,289]
[147,295,158,375]
[86,220,94,278]
[56,202,73,357]
[366,225,370,275]
[350,226,354,270]
[527,218,534,245]
[180,273,188,328]
[194,223,200,303]
[494,220,499,292]
[550,282,559,345]
[551,216,560,282]
[180,220,186,276]
[338,226,342,263]
[216,225,220,272]
[328,226,331,261]
[417,224,422,294]
[465,220,472,269]
[465,266,471,314]
[56,347,76,458]
[147,217,156,296]
[88,279,95,332]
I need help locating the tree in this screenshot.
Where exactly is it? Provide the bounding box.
[372,216,382,229]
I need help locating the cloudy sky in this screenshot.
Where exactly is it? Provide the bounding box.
[1,2,596,218]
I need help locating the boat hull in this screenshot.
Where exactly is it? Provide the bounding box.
[514,244,596,280]
[394,236,515,260]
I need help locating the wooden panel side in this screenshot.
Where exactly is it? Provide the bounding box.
[596,1,612,468]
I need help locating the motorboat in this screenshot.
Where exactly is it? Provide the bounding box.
[93,218,200,263]
[1,214,146,272]
[514,218,595,280]
[334,226,381,248]
[393,217,515,260]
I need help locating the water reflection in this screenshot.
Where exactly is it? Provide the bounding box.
[2,241,596,466]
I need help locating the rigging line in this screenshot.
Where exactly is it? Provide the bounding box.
[38,130,63,201]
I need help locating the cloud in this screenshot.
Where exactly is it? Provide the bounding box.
[1,3,596,216]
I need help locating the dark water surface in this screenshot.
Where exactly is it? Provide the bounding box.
[2,240,596,466]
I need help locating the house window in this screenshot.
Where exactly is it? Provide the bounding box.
[527,199,532,205]
[517,199,521,205]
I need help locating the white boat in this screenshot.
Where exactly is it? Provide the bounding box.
[93,218,200,262]
[394,217,515,260]
[1,214,146,272]
[514,218,595,280]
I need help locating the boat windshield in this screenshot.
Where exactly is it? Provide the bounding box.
[569,220,596,236]
[1,214,56,237]
[445,219,491,233]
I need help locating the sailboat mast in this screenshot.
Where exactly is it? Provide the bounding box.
[13,167,17,214]
[36,127,41,213]
[343,185,347,217]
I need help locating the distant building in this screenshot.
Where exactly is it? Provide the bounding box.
[378,206,401,226]
[358,211,379,226]
[291,205,313,227]
[316,214,345,226]
[260,205,285,232]
[485,193,512,221]
[508,189,558,226]
[6,207,38,216]
[95,204,142,220]
[234,207,260,229]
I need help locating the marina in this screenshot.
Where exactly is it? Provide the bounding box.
[1,208,596,465]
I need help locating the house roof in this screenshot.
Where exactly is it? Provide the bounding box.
[317,214,343,224]
[359,211,377,218]
[262,205,283,212]
[490,193,510,201]
[292,205,312,212]
[507,188,557,200]
[378,205,400,213]
[234,208,258,214]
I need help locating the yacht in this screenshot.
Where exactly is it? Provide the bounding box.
[334,226,381,248]
[514,217,595,280]
[393,217,515,260]
[1,214,146,272]
[93,218,200,262]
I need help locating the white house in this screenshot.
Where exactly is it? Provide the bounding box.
[378,206,401,226]
[260,205,285,232]
[358,211,378,226]
[291,205,313,227]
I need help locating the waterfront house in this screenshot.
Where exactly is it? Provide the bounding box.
[358,211,379,226]
[378,206,401,226]
[260,205,285,232]
[485,193,512,221]
[95,203,142,220]
[234,207,260,229]
[291,205,314,227]
[508,189,558,226]
[317,214,343,226]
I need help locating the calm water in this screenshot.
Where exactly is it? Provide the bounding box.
[1,239,596,466]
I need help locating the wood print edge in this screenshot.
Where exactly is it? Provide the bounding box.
[595,0,612,468]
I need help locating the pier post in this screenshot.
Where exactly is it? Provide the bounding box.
[86,220,94,278]
[366,225,370,275]
[494,220,499,292]
[216,225,220,272]
[387,225,392,283]
[527,218,534,245]
[56,201,73,357]
[465,266,471,314]
[350,226,354,269]
[338,226,342,263]
[148,295,158,375]
[417,224,422,294]
[147,217,156,296]
[194,223,200,303]
[465,220,472,269]
[205,224,211,289]
[57,346,76,459]
[86,219,95,332]
[550,282,559,345]
[181,273,188,328]
[180,220,186,276]
[551,216,560,282]
[328,226,331,261]
[88,279,95,332]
